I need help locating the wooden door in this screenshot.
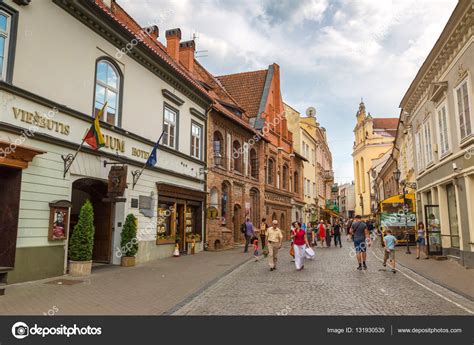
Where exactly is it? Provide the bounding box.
[92,201,113,263]
[0,166,22,268]
[176,204,185,251]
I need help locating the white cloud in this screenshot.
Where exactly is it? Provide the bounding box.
[119,0,457,181]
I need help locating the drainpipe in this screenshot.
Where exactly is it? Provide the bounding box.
[203,104,212,250]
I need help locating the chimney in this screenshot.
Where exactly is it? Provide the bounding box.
[144,25,159,40]
[165,28,181,61]
[102,0,113,8]
[179,40,195,73]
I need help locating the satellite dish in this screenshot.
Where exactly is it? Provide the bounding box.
[306,107,316,117]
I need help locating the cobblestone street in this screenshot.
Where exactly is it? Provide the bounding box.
[174,241,474,315]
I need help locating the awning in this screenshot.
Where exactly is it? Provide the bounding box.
[0,140,45,169]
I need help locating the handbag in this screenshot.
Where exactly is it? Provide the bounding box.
[289,245,295,257]
[305,246,315,259]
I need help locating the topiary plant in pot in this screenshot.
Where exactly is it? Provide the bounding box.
[120,213,139,267]
[68,200,95,276]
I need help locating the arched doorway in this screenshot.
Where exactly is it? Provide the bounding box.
[70,178,113,263]
[233,204,242,243]
[280,213,285,236]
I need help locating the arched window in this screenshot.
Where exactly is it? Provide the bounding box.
[355,160,360,193]
[94,59,121,126]
[294,171,299,194]
[221,182,230,225]
[282,164,289,190]
[267,158,275,185]
[213,131,224,167]
[249,188,259,225]
[210,187,218,207]
[232,140,242,173]
[272,212,277,221]
[250,148,258,179]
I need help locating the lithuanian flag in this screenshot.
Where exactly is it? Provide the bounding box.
[84,102,107,150]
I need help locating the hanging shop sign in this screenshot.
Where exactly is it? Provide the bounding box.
[108,165,128,197]
[207,206,218,219]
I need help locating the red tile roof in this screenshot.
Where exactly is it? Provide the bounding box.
[372,118,399,137]
[92,0,211,101]
[192,61,263,135]
[217,70,268,118]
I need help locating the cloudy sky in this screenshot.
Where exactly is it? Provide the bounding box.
[120,0,457,184]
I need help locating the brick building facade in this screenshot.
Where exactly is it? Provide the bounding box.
[219,64,298,239]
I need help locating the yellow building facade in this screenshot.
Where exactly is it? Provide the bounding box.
[352,101,398,217]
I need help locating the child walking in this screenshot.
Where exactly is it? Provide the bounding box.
[383,229,397,273]
[251,236,259,261]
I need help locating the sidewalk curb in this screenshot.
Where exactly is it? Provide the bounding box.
[163,255,253,315]
[372,247,474,302]
[394,258,474,302]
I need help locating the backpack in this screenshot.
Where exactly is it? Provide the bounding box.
[240,223,246,233]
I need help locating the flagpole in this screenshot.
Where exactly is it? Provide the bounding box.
[61,102,108,178]
[61,129,89,178]
[132,131,165,189]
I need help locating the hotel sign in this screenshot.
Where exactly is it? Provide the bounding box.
[13,107,70,135]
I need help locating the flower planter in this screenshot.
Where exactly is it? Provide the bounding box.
[68,260,92,277]
[121,256,136,267]
[156,239,175,245]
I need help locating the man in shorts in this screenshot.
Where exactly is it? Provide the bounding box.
[350,215,371,270]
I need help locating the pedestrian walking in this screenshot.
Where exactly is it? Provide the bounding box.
[317,220,326,247]
[415,222,429,260]
[243,217,254,253]
[260,218,268,249]
[291,222,310,271]
[306,222,314,247]
[350,215,371,270]
[333,219,342,248]
[383,229,397,273]
[346,218,353,241]
[325,221,332,247]
[266,220,283,271]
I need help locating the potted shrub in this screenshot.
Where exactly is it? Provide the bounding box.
[68,200,95,277]
[120,214,139,267]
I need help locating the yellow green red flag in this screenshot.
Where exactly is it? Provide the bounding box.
[85,102,107,150]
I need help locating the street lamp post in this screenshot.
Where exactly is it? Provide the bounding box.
[393,168,411,254]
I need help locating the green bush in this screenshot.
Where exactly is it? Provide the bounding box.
[121,214,139,257]
[68,200,95,261]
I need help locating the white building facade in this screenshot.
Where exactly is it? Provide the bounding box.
[0,0,211,283]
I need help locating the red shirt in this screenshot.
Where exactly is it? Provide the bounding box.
[293,229,306,246]
[318,224,326,237]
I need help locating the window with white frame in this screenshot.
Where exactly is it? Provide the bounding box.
[163,106,178,149]
[415,130,425,171]
[423,121,433,165]
[0,11,11,81]
[94,59,121,126]
[437,103,450,156]
[455,79,472,140]
[191,122,202,159]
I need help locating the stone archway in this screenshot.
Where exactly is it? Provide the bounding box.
[70,178,113,263]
